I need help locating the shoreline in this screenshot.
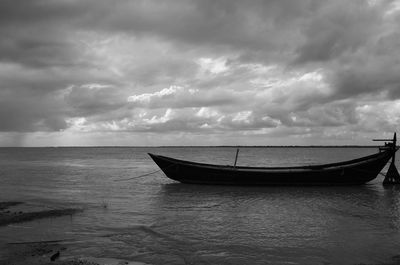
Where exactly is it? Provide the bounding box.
[0,201,144,265]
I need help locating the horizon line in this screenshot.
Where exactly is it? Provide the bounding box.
[0,145,382,148]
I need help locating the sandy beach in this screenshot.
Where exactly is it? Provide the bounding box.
[0,201,144,265]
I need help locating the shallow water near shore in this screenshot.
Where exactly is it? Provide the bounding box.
[1,147,400,265]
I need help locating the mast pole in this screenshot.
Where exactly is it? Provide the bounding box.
[234,148,240,167]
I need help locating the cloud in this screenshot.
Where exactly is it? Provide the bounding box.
[294,0,400,101]
[127,85,239,109]
[1,0,400,145]
[329,30,400,99]
[0,86,67,132]
[83,0,309,54]
[294,0,382,64]
[65,83,130,117]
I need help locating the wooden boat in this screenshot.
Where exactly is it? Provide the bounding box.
[149,134,400,185]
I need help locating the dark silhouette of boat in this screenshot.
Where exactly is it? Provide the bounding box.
[149,134,400,185]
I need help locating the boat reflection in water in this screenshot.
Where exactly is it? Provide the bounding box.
[153,183,400,264]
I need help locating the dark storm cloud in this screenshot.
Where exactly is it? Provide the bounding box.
[329,30,400,99]
[294,0,400,101]
[294,1,381,64]
[77,0,315,64]
[0,39,78,68]
[64,84,131,117]
[0,88,67,132]
[0,0,88,67]
[0,0,86,23]
[0,0,88,132]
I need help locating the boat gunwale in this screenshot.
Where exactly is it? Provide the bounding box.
[149,150,391,172]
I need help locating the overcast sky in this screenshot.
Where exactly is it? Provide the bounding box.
[1,0,400,146]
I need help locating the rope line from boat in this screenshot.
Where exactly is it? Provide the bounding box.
[114,163,177,182]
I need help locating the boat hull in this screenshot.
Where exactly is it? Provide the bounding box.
[148,150,393,185]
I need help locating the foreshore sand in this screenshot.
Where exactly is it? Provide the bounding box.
[0,201,143,265]
[0,201,81,227]
[2,201,399,265]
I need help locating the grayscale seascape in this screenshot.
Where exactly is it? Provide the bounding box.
[1,147,400,265]
[2,1,400,264]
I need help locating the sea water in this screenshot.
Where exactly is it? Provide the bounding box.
[0,147,400,265]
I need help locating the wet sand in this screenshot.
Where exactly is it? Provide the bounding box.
[0,201,143,265]
[0,202,81,227]
[1,201,399,265]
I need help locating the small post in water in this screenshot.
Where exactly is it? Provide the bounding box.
[374,132,400,185]
[383,133,400,185]
[234,148,240,167]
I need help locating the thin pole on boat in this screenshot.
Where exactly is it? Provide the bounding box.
[234,148,240,167]
[393,132,396,163]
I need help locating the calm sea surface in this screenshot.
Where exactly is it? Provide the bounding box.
[1,147,400,265]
